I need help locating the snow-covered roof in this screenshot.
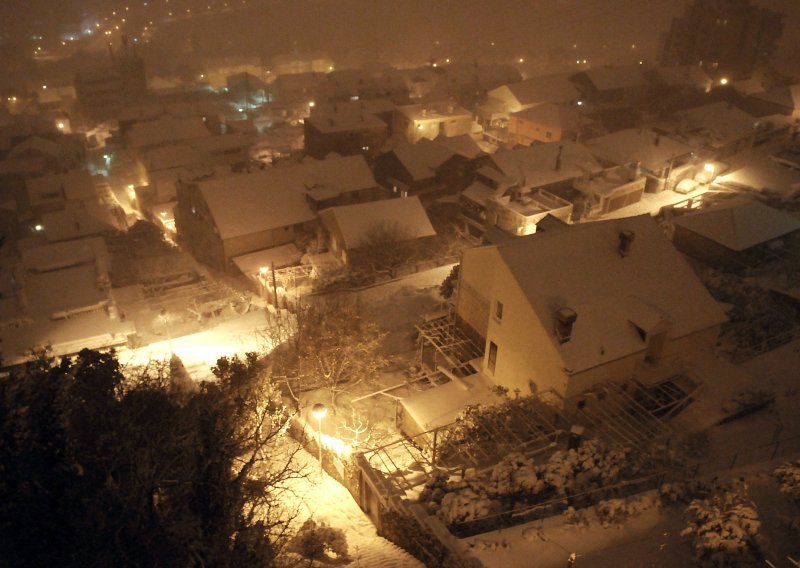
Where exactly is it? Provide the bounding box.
[677,102,757,146]
[26,169,97,206]
[511,103,581,132]
[489,140,602,188]
[7,136,62,161]
[748,84,800,112]
[127,116,211,150]
[435,134,485,159]
[462,181,496,207]
[585,128,695,172]
[396,102,472,121]
[231,242,303,275]
[577,66,649,92]
[673,197,800,251]
[320,196,436,250]
[305,111,387,134]
[20,237,110,318]
[490,73,580,107]
[41,202,118,242]
[400,372,505,431]
[191,132,256,155]
[141,144,202,172]
[199,155,376,239]
[490,215,727,373]
[391,139,456,181]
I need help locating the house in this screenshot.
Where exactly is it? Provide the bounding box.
[126,116,212,153]
[486,73,581,114]
[373,139,458,195]
[319,195,436,266]
[672,197,800,269]
[25,169,98,215]
[484,140,603,196]
[272,72,327,104]
[175,155,378,269]
[190,133,255,169]
[673,102,758,158]
[40,202,121,243]
[507,103,582,145]
[0,236,133,365]
[455,215,727,398]
[436,63,522,107]
[570,66,650,108]
[572,166,648,219]
[393,102,474,144]
[743,84,800,117]
[459,166,573,239]
[5,134,85,173]
[304,110,388,160]
[585,128,697,192]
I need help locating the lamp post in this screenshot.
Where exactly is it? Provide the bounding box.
[311,403,327,477]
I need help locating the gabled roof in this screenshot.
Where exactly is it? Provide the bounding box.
[127,116,211,150]
[677,102,757,145]
[320,196,436,250]
[141,144,202,172]
[748,84,800,112]
[489,140,601,188]
[391,139,456,182]
[199,155,376,239]
[7,135,62,160]
[490,73,580,107]
[585,128,695,172]
[435,134,485,159]
[511,103,581,131]
[42,202,118,242]
[487,216,726,373]
[26,170,97,206]
[673,197,800,251]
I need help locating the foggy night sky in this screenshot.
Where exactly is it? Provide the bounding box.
[1,0,799,79]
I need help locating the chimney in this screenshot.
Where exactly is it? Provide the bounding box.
[618,230,635,257]
[555,145,563,172]
[555,308,577,343]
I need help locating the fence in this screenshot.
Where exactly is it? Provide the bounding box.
[684,433,800,479]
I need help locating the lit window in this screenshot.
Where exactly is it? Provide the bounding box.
[495,300,504,321]
[488,341,498,373]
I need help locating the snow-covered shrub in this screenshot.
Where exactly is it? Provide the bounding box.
[563,506,589,527]
[681,479,762,567]
[596,498,634,525]
[487,453,546,500]
[774,460,800,536]
[773,460,800,502]
[659,480,713,505]
[439,483,502,525]
[289,519,351,564]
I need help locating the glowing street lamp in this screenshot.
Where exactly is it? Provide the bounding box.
[311,403,327,476]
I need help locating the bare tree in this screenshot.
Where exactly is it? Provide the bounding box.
[292,295,387,407]
[358,220,417,278]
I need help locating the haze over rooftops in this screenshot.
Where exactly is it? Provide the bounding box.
[673,197,800,251]
[127,116,212,150]
[494,215,727,372]
[577,65,649,91]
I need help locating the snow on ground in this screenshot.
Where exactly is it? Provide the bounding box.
[283,446,424,568]
[463,492,692,568]
[117,309,275,380]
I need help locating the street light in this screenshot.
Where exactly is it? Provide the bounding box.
[311,403,327,477]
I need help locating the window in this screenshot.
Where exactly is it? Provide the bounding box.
[487,341,498,373]
[545,131,553,140]
[495,300,504,321]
